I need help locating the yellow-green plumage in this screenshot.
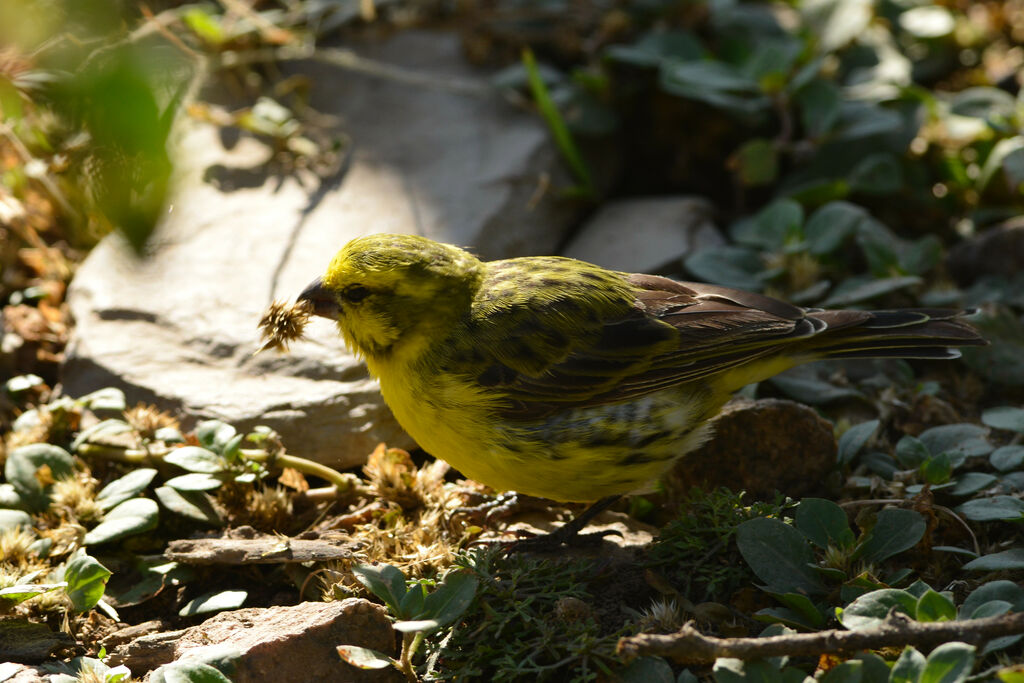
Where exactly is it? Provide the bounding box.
[300,234,984,502]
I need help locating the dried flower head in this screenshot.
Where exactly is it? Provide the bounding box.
[50,475,101,524]
[124,402,179,439]
[257,299,312,353]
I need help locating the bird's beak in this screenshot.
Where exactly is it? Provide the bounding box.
[298,277,342,319]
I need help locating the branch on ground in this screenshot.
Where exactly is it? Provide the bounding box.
[617,611,1024,665]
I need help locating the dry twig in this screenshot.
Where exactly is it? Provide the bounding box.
[617,611,1024,665]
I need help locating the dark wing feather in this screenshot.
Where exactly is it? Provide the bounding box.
[459,269,983,421]
[466,271,821,420]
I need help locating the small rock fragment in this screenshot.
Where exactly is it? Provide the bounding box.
[111,599,400,682]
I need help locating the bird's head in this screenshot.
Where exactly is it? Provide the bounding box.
[299,233,483,361]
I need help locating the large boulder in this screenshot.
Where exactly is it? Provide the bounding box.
[63,29,587,469]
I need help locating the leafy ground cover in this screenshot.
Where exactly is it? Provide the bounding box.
[1,0,1024,681]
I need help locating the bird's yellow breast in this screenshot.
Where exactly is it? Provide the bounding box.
[369,354,721,502]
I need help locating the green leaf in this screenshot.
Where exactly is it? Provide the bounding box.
[891,647,926,683]
[754,606,822,631]
[196,421,237,451]
[0,582,67,606]
[895,436,931,468]
[336,645,394,670]
[849,153,902,195]
[179,590,247,616]
[983,407,1024,434]
[956,496,1024,522]
[399,583,425,619]
[834,103,903,141]
[95,468,158,511]
[915,589,956,623]
[857,509,926,563]
[769,366,863,405]
[165,446,226,474]
[795,498,854,549]
[422,571,478,627]
[951,87,1017,120]
[713,658,783,683]
[801,0,873,51]
[659,60,770,117]
[0,75,23,122]
[905,580,934,599]
[732,199,804,250]
[352,563,408,614]
[150,661,233,683]
[918,424,992,458]
[736,518,826,596]
[821,276,922,307]
[4,443,75,511]
[899,6,954,38]
[803,201,864,255]
[76,387,127,413]
[735,139,778,186]
[979,136,1024,192]
[997,669,1024,683]
[619,656,675,683]
[684,246,764,290]
[838,420,879,466]
[920,452,953,485]
[153,486,222,525]
[523,48,593,197]
[990,446,1024,472]
[605,31,704,67]
[221,434,244,462]
[0,509,33,531]
[920,642,974,683]
[678,669,700,683]
[394,618,440,633]
[948,472,998,497]
[64,553,113,612]
[851,653,889,683]
[71,419,134,451]
[959,581,1024,618]
[183,8,226,45]
[165,473,224,492]
[764,591,826,629]
[796,79,841,138]
[5,374,45,394]
[83,498,159,545]
[839,589,917,630]
[820,660,861,683]
[964,549,1024,571]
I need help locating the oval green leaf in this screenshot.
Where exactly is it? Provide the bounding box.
[83,498,159,546]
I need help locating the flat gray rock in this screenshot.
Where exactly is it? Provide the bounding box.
[62,29,584,469]
[562,196,722,272]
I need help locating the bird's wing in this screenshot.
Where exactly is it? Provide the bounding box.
[465,270,849,420]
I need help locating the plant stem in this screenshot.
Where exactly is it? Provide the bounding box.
[75,443,357,492]
[400,631,419,682]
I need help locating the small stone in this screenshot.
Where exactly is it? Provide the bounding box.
[666,398,837,500]
[112,599,400,682]
[947,216,1024,285]
[0,663,48,683]
[562,196,722,272]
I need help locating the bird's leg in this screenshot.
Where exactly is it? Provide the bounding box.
[507,495,624,551]
[450,490,523,526]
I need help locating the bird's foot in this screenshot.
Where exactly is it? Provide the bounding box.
[451,491,555,527]
[501,525,623,553]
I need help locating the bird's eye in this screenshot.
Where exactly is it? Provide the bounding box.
[342,285,371,303]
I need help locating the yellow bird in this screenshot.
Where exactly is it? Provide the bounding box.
[299,234,984,544]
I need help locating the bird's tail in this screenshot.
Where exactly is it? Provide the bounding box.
[798,309,986,361]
